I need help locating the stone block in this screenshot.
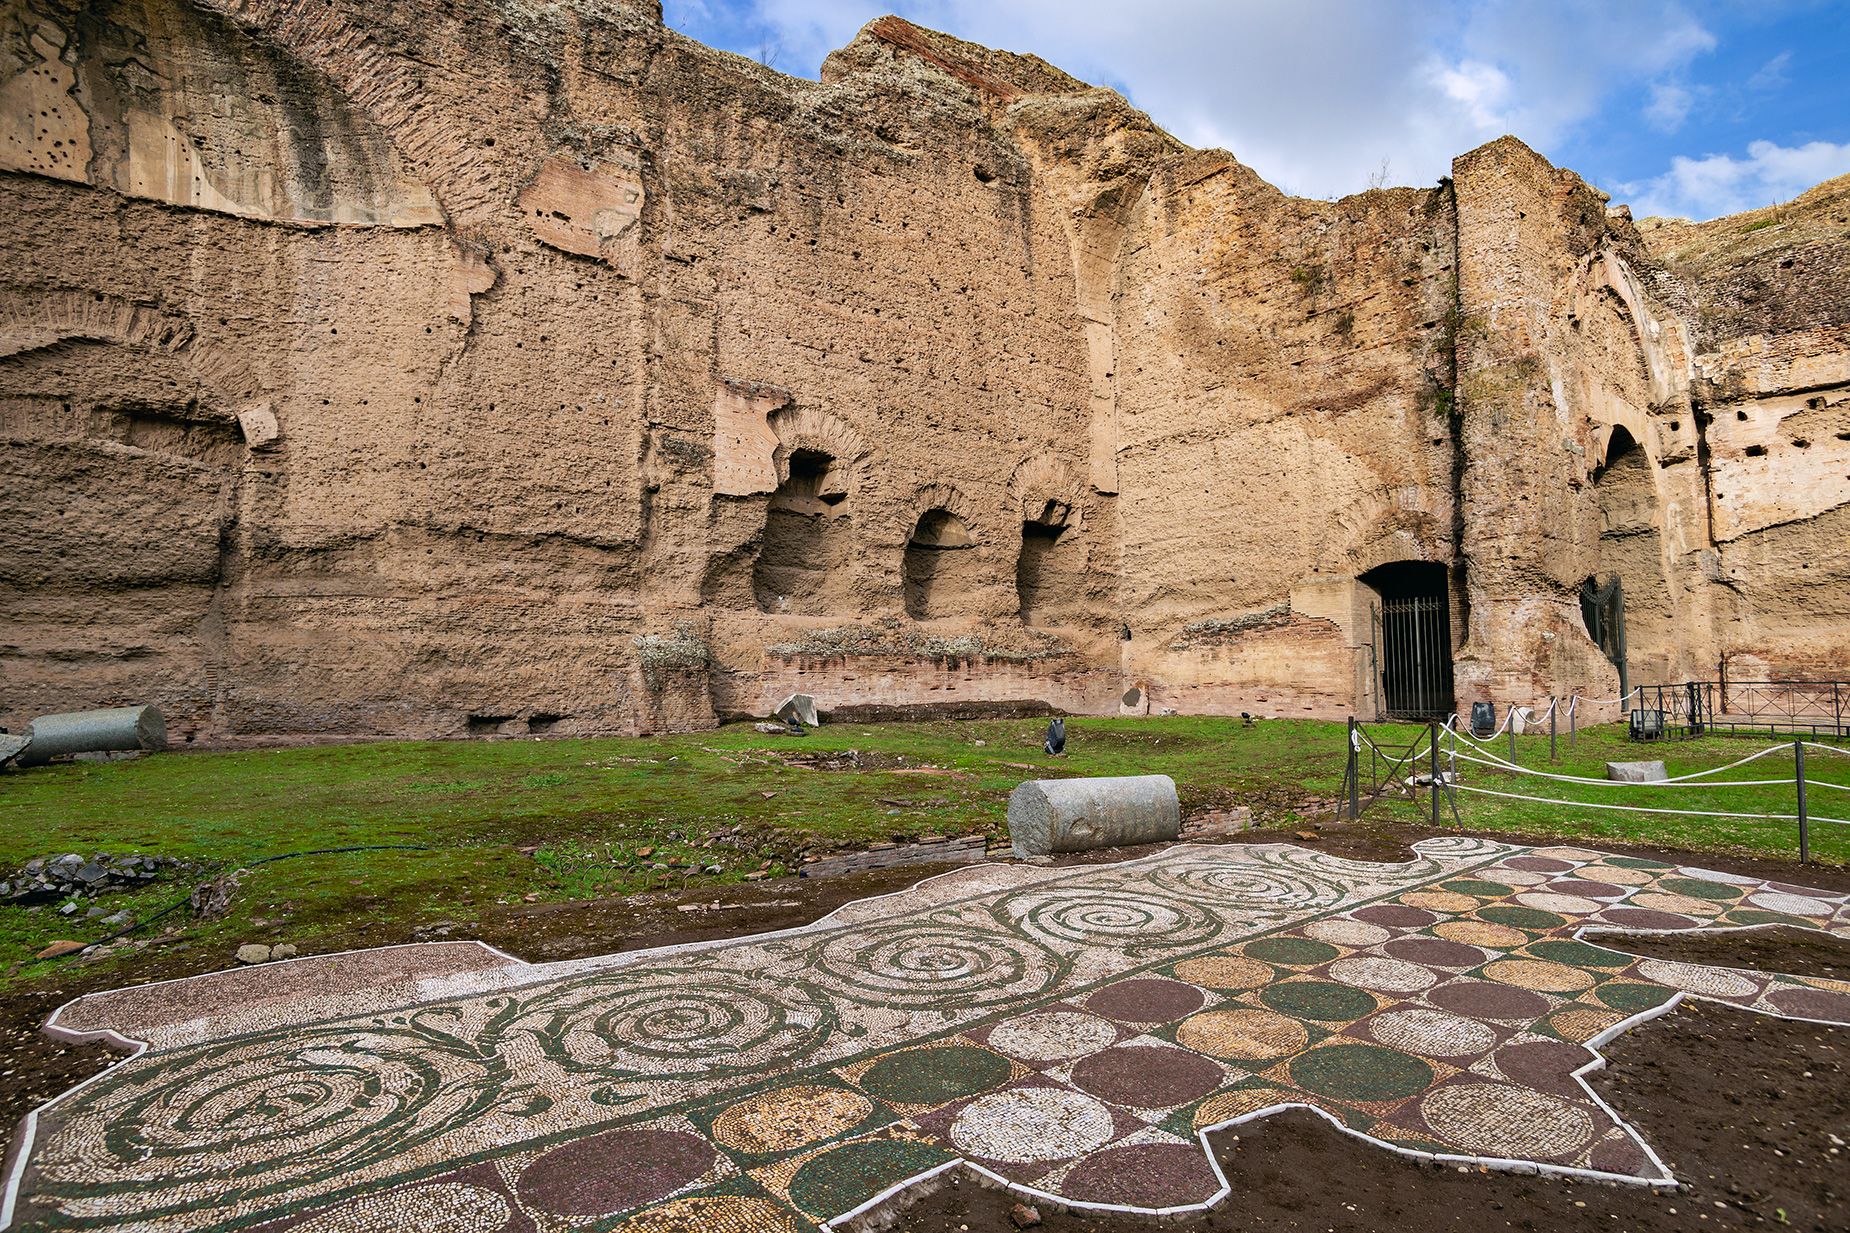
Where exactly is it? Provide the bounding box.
[776,693,820,727]
[1008,774,1180,858]
[1606,760,1668,782]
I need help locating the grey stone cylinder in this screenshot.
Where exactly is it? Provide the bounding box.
[15,706,166,767]
[1008,774,1180,858]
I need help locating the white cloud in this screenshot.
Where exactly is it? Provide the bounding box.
[1746,50,1791,92]
[1623,139,1850,220]
[1644,82,1694,134]
[696,0,1721,200]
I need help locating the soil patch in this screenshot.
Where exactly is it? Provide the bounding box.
[1604,925,1850,983]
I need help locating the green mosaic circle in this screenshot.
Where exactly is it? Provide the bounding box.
[1442,879,1513,898]
[1660,878,1742,901]
[1244,937,1341,966]
[858,1046,1011,1107]
[1606,857,1673,871]
[1725,909,1810,928]
[1290,1043,1434,1103]
[1528,940,1630,968]
[1260,981,1377,1022]
[1479,906,1565,931]
[787,1138,952,1217]
[1596,982,1676,1013]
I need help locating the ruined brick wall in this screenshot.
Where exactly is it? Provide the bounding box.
[1,1,1843,744]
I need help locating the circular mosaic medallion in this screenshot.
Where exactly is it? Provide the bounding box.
[859,1045,1013,1107]
[1603,855,1672,871]
[517,1129,715,1217]
[1546,878,1626,899]
[1400,891,1481,914]
[1193,1086,1291,1127]
[711,1085,873,1155]
[1526,940,1630,968]
[1365,1006,1497,1058]
[1433,919,1529,948]
[1384,936,1486,968]
[293,1183,511,1233]
[1085,978,1208,1024]
[1595,982,1676,1013]
[1355,904,1437,928]
[519,967,832,1080]
[1748,890,1835,918]
[1243,937,1341,966]
[1478,906,1565,931]
[1493,1039,1593,1098]
[1149,859,1346,914]
[1290,1043,1434,1103]
[1481,959,1595,993]
[987,1011,1118,1063]
[1634,959,1759,998]
[1545,1006,1625,1042]
[1070,1045,1224,1108]
[1303,918,1393,948]
[1504,856,1576,874]
[1328,956,1438,995]
[1060,1141,1222,1207]
[1442,879,1514,899]
[811,923,1060,1009]
[1494,869,1550,887]
[1598,907,1697,931]
[1578,863,1656,885]
[1514,892,1600,916]
[997,888,1222,952]
[1260,980,1378,1022]
[949,1088,1115,1163]
[1628,892,1724,917]
[1659,877,1743,901]
[1420,1081,1593,1159]
[1176,1008,1309,1062]
[787,1138,951,1219]
[1426,979,1550,1021]
[1764,986,1850,1020]
[1173,955,1273,990]
[616,1196,805,1233]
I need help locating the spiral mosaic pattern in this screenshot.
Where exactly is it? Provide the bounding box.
[13,838,1850,1233]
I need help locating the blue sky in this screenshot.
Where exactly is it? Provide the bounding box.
[662,0,1850,220]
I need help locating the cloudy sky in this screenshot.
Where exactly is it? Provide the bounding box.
[661,0,1850,220]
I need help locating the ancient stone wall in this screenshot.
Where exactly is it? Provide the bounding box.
[1,1,1843,744]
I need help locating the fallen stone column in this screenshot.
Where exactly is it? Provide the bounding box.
[1008,774,1179,858]
[14,706,166,768]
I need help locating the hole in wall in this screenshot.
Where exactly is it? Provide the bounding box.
[754,449,856,614]
[1017,501,1079,628]
[903,509,981,619]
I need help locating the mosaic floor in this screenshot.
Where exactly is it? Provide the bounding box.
[8,839,1850,1232]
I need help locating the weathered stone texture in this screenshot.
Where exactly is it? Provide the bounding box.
[1,2,1844,743]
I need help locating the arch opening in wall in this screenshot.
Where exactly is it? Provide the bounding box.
[1591,425,1674,684]
[1361,560,1453,719]
[1017,499,1079,627]
[753,448,855,614]
[903,508,981,619]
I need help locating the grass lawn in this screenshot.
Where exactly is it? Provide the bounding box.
[1,715,1844,987]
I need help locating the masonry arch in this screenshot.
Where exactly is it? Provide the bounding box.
[902,486,984,620]
[1361,560,1454,719]
[1588,425,1676,685]
[752,408,869,614]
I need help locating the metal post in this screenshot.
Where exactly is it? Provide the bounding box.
[1508,717,1517,766]
[1795,740,1809,864]
[1570,695,1578,748]
[1550,697,1558,763]
[1347,717,1360,822]
[1430,721,1441,828]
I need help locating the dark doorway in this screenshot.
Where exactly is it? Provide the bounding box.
[1580,573,1627,695]
[1362,561,1454,719]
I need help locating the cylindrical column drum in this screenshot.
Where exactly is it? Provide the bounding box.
[1007,773,1180,858]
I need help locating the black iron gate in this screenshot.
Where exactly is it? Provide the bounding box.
[1375,596,1454,719]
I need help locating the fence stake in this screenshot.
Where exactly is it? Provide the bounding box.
[1550,697,1558,763]
[1570,697,1577,748]
[1795,740,1809,864]
[1430,721,1441,828]
[1509,719,1517,767]
[1346,717,1360,822]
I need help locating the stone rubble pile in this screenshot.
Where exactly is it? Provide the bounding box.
[1,853,190,903]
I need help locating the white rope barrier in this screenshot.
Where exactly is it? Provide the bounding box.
[1442,736,1803,785]
[1448,781,1850,825]
[1446,748,1798,790]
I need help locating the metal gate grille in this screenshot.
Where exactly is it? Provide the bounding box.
[1377,595,1454,719]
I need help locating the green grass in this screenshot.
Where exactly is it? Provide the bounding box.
[0,716,1844,986]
